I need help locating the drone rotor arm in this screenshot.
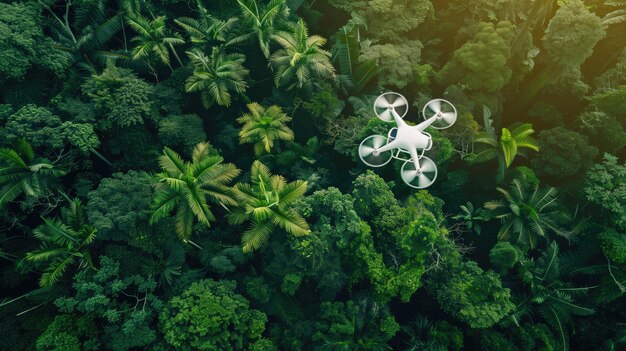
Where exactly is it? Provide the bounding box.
[408,146,421,171]
[390,109,406,127]
[414,115,439,132]
[375,139,399,154]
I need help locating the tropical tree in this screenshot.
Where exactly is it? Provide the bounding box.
[0,139,66,207]
[276,137,319,164]
[532,127,599,179]
[86,170,154,241]
[358,39,424,90]
[54,256,162,350]
[0,2,70,80]
[399,315,464,351]
[312,299,399,350]
[228,161,309,252]
[235,0,289,58]
[127,15,185,73]
[437,21,515,94]
[428,258,515,329]
[469,107,539,182]
[474,124,539,168]
[270,19,335,90]
[329,0,432,39]
[541,0,605,94]
[237,103,294,156]
[507,241,596,351]
[584,154,626,230]
[159,279,270,350]
[599,1,626,27]
[150,142,240,243]
[24,199,96,287]
[185,47,249,108]
[483,179,575,250]
[332,23,378,95]
[175,4,239,48]
[39,0,124,82]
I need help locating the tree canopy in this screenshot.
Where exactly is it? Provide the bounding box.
[0,0,624,349]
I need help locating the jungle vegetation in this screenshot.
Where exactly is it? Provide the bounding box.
[0,0,624,350]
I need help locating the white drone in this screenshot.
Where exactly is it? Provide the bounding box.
[358,92,457,189]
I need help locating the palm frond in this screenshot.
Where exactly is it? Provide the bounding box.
[175,202,195,241]
[279,180,308,205]
[272,209,310,236]
[242,220,274,253]
[160,147,187,176]
[150,188,180,224]
[39,255,75,287]
[26,247,70,263]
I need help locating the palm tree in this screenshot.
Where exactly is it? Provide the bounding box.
[275,137,320,168]
[483,179,574,250]
[0,139,66,207]
[318,298,394,350]
[185,47,249,108]
[150,142,240,242]
[508,241,595,351]
[127,14,185,74]
[175,4,239,48]
[270,19,335,90]
[600,1,626,27]
[469,107,539,182]
[25,199,96,287]
[41,0,125,87]
[237,103,294,156]
[400,315,451,351]
[333,23,378,95]
[228,161,309,252]
[472,123,540,167]
[235,0,289,58]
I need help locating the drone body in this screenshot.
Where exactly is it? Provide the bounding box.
[358,92,457,189]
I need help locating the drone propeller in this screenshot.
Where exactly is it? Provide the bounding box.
[359,135,392,167]
[400,156,437,189]
[374,92,408,122]
[422,99,457,129]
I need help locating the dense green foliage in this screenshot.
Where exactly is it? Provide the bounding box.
[1,0,624,350]
[160,279,269,350]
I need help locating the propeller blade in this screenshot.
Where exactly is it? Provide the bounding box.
[428,100,441,114]
[418,173,431,188]
[372,136,385,149]
[441,112,456,124]
[419,159,436,173]
[379,109,391,121]
[391,96,406,107]
[375,97,390,108]
[402,168,418,183]
[360,145,374,156]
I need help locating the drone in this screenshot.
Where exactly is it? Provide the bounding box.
[358,92,457,189]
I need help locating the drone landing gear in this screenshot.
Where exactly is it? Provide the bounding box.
[401,156,437,189]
